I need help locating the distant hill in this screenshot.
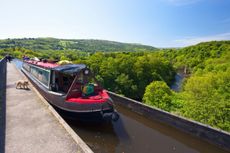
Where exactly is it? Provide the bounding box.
[0,38,157,52]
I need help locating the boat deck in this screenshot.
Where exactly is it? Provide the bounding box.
[5,62,92,153]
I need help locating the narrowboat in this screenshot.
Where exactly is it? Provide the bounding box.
[21,59,119,122]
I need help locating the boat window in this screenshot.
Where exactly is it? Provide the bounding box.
[30,66,50,87]
[76,70,98,85]
[62,74,74,93]
[22,63,31,72]
[76,72,84,83]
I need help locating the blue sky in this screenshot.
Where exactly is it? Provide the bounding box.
[0,0,230,47]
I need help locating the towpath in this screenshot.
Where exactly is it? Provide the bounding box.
[5,62,90,153]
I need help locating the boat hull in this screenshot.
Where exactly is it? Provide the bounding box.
[21,67,116,122]
[52,104,114,122]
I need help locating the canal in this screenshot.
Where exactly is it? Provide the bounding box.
[13,59,228,153]
[66,104,228,153]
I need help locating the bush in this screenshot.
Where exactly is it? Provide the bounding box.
[143,81,173,111]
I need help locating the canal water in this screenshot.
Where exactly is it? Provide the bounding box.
[13,60,228,153]
[170,73,184,92]
[67,104,228,153]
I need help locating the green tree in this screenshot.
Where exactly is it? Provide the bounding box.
[181,71,230,131]
[143,81,173,111]
[115,73,137,97]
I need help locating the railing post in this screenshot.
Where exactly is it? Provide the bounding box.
[0,57,7,153]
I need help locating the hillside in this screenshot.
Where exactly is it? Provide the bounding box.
[0,40,229,131]
[0,38,157,52]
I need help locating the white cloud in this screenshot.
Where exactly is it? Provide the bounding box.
[173,32,230,47]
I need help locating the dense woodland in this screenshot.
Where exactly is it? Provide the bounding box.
[0,38,156,52]
[0,38,229,132]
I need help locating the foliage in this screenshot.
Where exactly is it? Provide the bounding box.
[169,41,230,131]
[0,39,229,131]
[181,71,230,131]
[76,52,176,100]
[0,38,157,53]
[144,41,230,131]
[143,81,174,111]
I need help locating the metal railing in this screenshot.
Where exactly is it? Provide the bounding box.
[0,57,7,153]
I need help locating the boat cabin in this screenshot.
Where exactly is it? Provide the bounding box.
[21,59,119,122]
[22,60,102,98]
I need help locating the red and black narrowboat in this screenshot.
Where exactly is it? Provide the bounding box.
[21,59,119,122]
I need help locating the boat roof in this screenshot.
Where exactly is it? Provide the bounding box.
[26,60,59,68]
[52,64,86,74]
[25,60,86,74]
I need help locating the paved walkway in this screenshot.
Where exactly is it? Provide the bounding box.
[5,63,86,153]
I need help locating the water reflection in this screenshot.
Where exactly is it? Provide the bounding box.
[68,105,228,153]
[67,121,120,153]
[170,73,184,91]
[116,105,228,153]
